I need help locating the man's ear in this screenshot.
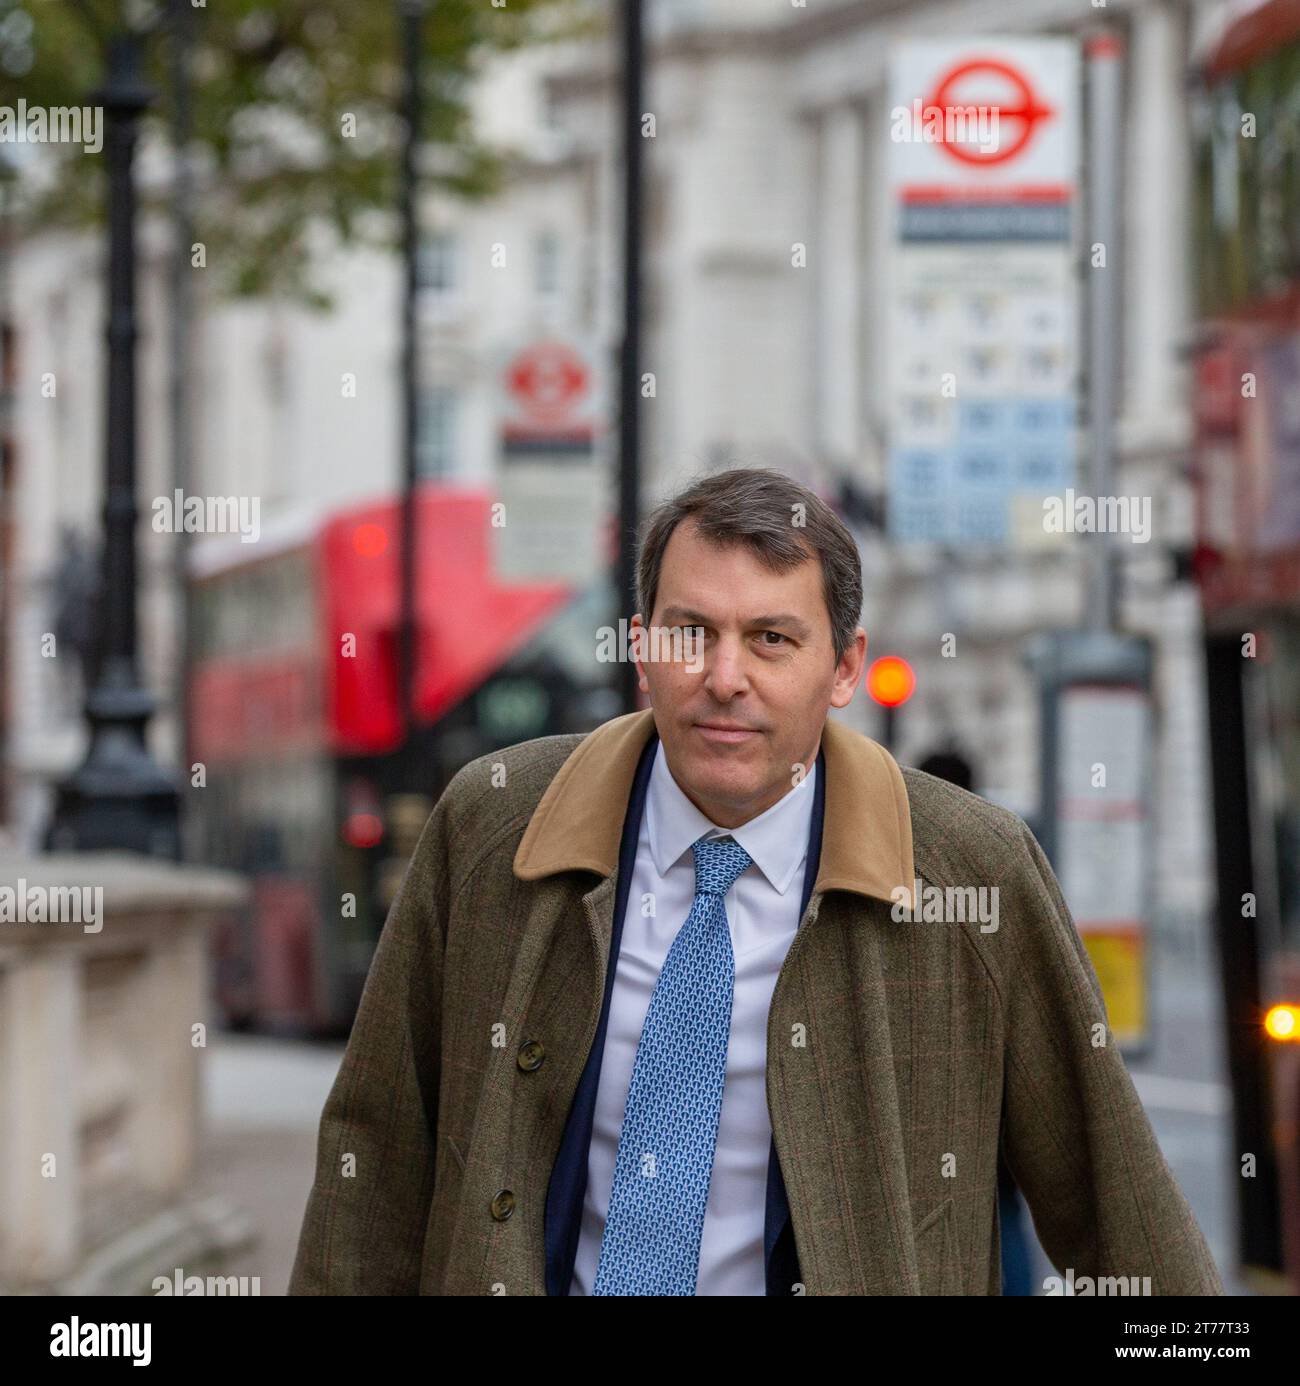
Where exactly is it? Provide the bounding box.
[830,626,867,709]
[629,612,650,694]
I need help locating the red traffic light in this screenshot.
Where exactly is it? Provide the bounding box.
[867,656,916,708]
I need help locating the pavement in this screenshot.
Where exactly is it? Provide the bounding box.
[1014,936,1255,1295]
[1124,945,1251,1296]
[190,1034,344,1296]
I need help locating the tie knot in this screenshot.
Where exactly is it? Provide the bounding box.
[691,834,753,897]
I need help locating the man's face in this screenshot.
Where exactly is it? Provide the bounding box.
[632,519,866,829]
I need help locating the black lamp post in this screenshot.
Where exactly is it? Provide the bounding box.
[397,0,424,759]
[616,0,644,714]
[45,31,180,858]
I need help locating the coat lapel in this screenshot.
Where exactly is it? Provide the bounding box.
[541,734,657,1293]
[765,889,920,1292]
[514,709,915,905]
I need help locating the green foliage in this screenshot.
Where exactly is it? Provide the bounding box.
[2,0,590,306]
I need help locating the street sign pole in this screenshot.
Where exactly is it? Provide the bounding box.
[1023,32,1155,1057]
[1085,31,1122,632]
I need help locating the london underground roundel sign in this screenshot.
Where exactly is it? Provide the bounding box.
[928,57,1055,166]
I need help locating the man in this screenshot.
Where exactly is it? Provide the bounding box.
[290,467,1222,1296]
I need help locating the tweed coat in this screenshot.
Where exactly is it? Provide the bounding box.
[289,708,1223,1295]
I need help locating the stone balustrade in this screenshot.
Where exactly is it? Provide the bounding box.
[0,852,250,1293]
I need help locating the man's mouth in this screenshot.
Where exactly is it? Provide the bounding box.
[693,722,761,745]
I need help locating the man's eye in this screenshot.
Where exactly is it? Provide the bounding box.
[759,631,788,646]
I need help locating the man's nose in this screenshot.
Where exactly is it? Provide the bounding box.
[704,636,749,698]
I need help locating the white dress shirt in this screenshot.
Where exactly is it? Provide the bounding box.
[569,739,817,1295]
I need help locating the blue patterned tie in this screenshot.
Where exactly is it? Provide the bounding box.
[593,833,753,1295]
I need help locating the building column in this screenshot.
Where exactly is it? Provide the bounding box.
[815,102,863,462]
[862,85,892,485]
[1124,0,1191,443]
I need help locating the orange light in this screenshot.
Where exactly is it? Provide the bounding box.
[867,656,916,708]
[353,522,388,558]
[1264,1004,1300,1041]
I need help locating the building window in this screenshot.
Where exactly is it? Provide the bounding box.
[417,387,457,477]
[418,230,457,293]
[535,229,560,298]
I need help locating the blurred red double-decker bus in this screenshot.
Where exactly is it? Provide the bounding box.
[187,485,616,1036]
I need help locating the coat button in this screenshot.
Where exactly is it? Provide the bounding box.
[490,1189,515,1221]
[517,1039,545,1072]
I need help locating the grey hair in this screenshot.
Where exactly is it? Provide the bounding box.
[635,467,863,662]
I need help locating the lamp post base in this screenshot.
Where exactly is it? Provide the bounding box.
[45,667,181,860]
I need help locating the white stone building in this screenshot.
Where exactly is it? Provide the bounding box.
[427,0,1237,951]
[4,0,1248,958]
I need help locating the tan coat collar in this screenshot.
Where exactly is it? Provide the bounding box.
[513,709,914,905]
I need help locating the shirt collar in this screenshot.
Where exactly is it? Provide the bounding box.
[646,738,817,896]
